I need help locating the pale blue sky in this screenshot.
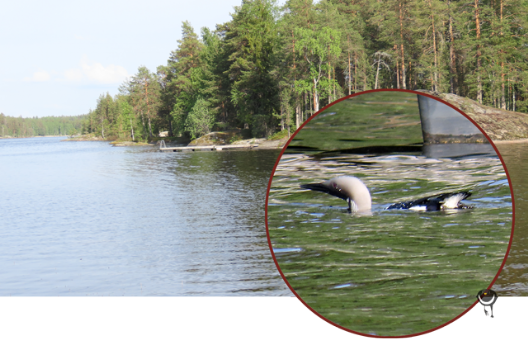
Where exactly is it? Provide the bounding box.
[1,0,285,118]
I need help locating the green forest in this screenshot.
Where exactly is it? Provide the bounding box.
[81,0,528,141]
[0,113,84,138]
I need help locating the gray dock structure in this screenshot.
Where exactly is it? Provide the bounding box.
[159,140,259,152]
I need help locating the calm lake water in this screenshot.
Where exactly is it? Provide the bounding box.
[0,137,290,296]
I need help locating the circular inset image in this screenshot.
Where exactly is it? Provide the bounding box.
[266,90,513,337]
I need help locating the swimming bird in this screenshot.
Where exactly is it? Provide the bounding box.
[300,176,473,212]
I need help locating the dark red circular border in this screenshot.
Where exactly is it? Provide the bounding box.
[264,89,515,338]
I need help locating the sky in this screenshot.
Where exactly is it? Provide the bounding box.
[1,0,285,118]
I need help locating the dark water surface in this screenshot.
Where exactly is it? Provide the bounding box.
[0,137,290,296]
[494,142,528,295]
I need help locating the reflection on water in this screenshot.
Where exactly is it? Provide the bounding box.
[494,143,528,295]
[287,91,423,153]
[422,143,496,158]
[268,152,511,336]
[0,137,289,296]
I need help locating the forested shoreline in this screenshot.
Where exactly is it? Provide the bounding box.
[12,0,528,142]
[0,113,84,138]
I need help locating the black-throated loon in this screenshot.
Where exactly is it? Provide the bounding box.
[300,176,473,212]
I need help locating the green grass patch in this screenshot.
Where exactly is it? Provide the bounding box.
[268,129,290,141]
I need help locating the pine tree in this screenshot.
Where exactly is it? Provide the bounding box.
[163,21,204,136]
[120,66,161,140]
[278,0,318,128]
[224,0,280,137]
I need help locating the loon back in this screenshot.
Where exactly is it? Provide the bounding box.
[386,192,473,211]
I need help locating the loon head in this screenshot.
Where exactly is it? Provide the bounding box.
[301,176,372,213]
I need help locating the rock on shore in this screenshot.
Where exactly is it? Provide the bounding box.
[418,90,528,141]
[186,131,288,149]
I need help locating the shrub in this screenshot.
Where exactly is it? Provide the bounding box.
[185,98,215,139]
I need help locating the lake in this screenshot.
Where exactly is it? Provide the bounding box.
[493,142,528,295]
[0,137,290,296]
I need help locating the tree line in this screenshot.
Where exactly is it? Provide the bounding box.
[0,113,83,138]
[81,0,528,142]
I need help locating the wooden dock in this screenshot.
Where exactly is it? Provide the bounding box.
[159,140,259,152]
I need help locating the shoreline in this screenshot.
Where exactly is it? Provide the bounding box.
[161,138,288,150]
[0,135,68,139]
[4,134,526,147]
[491,138,528,144]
